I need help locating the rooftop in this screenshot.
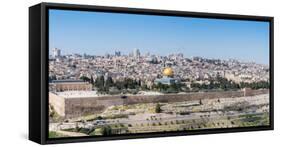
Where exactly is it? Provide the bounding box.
[51,79,85,83]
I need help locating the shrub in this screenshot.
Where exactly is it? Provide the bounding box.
[155,103,162,113]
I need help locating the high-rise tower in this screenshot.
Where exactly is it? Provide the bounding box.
[52,48,61,58]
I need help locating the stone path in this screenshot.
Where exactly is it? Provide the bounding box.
[56,130,88,137]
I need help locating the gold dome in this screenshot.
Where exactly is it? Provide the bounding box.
[163,67,174,77]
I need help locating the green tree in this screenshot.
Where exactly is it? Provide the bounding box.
[95,75,105,90]
[102,126,112,136]
[105,76,114,87]
[80,76,90,82]
[155,103,162,113]
[90,76,94,84]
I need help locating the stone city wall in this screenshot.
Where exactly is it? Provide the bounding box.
[49,92,65,116]
[49,89,269,118]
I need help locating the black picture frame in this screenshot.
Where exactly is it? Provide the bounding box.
[29,2,274,144]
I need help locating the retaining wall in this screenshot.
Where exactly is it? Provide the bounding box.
[49,89,269,118]
[49,92,65,116]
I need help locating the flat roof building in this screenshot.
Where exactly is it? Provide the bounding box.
[50,79,92,92]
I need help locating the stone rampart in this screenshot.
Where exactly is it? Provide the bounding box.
[49,89,269,118]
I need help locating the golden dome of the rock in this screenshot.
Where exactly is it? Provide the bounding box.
[163,67,174,77]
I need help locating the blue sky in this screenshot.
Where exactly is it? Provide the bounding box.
[49,9,270,64]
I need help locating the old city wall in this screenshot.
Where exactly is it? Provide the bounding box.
[125,89,269,104]
[64,97,125,118]
[55,89,269,118]
[243,88,269,96]
[49,92,65,116]
[124,91,244,104]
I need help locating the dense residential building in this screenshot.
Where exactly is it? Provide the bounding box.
[49,49,269,92]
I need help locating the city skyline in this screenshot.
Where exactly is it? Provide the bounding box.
[50,48,269,66]
[49,9,270,64]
